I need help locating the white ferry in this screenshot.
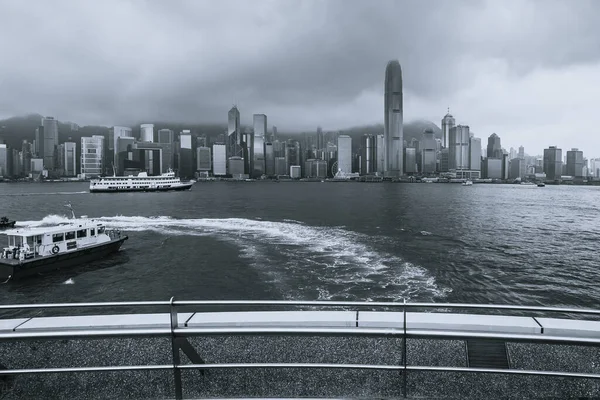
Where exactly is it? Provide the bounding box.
[0,206,127,281]
[89,169,193,193]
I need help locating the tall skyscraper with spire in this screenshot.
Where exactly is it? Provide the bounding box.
[384,60,403,177]
[441,108,455,148]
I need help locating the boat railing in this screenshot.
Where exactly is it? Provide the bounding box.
[0,299,599,399]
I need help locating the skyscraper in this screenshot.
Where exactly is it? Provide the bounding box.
[449,125,470,170]
[42,116,58,171]
[566,148,584,177]
[420,129,437,174]
[469,137,482,172]
[487,133,502,158]
[252,114,267,177]
[64,142,76,176]
[316,127,324,153]
[441,109,455,148]
[384,60,403,177]
[360,134,376,175]
[543,146,562,180]
[140,124,154,142]
[337,135,352,174]
[81,136,104,178]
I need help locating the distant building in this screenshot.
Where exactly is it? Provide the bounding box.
[31,158,44,174]
[543,146,562,180]
[228,106,241,160]
[483,158,503,179]
[566,148,584,177]
[81,136,104,178]
[140,124,154,142]
[337,135,352,174]
[440,148,449,172]
[290,165,301,179]
[384,60,403,177]
[275,157,287,176]
[518,145,525,160]
[212,144,227,176]
[157,129,174,172]
[509,158,526,180]
[252,114,267,178]
[64,142,77,176]
[441,109,455,148]
[42,117,59,171]
[108,126,133,169]
[469,137,482,172]
[265,143,275,176]
[228,156,245,177]
[449,125,470,170]
[487,133,502,158]
[0,144,7,177]
[196,147,211,172]
[179,132,193,178]
[420,128,437,174]
[316,127,324,152]
[360,134,376,175]
[404,147,417,174]
[375,134,384,174]
[21,141,32,176]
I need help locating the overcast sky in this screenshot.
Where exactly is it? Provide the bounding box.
[1,0,599,157]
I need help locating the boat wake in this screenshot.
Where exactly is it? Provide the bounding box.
[0,191,88,197]
[20,215,451,301]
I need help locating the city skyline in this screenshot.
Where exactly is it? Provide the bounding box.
[0,1,599,157]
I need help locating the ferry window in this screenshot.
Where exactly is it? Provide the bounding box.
[98,227,105,234]
[65,231,76,240]
[36,235,42,244]
[77,229,87,238]
[90,228,95,236]
[52,233,64,243]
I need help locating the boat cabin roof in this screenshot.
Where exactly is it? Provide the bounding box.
[1,219,104,238]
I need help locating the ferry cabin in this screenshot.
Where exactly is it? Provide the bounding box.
[91,171,180,191]
[1,221,111,261]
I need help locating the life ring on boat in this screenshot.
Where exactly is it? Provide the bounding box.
[51,245,60,255]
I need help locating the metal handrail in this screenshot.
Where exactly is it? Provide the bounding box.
[1,299,600,399]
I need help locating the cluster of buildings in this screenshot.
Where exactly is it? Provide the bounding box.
[0,60,598,182]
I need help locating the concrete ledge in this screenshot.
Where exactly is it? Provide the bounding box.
[357,312,541,335]
[13,313,192,331]
[0,318,29,331]
[537,318,600,338]
[186,311,357,328]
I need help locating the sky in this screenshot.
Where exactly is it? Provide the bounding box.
[0,0,599,157]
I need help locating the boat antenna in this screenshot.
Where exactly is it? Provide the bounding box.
[64,203,76,219]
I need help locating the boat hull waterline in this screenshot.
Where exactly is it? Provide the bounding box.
[90,182,193,193]
[0,236,128,280]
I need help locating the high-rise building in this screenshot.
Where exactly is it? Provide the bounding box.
[179,131,193,178]
[0,144,7,177]
[566,148,584,177]
[252,114,266,177]
[140,124,154,142]
[265,142,275,176]
[228,106,241,158]
[509,158,526,180]
[228,156,245,177]
[157,129,175,172]
[212,144,227,176]
[64,142,76,176]
[158,129,174,144]
[404,148,417,174]
[543,146,562,180]
[449,125,470,170]
[337,135,352,174]
[272,126,278,142]
[384,60,403,177]
[518,145,525,160]
[469,137,482,172]
[81,136,104,178]
[34,126,44,158]
[196,147,211,172]
[108,126,133,169]
[483,158,503,179]
[420,128,437,174]
[21,140,32,176]
[42,116,58,171]
[316,127,324,152]
[115,137,135,175]
[441,109,455,148]
[487,133,502,158]
[360,134,376,175]
[274,157,287,176]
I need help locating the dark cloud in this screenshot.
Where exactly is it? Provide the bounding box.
[1,0,599,156]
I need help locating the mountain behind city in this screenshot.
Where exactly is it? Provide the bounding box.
[0,114,442,152]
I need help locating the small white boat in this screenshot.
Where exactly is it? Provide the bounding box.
[462,180,473,186]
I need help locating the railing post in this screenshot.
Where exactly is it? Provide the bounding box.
[170,296,183,400]
[403,298,407,398]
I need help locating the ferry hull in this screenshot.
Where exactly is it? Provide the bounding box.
[0,236,128,281]
[90,183,193,193]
